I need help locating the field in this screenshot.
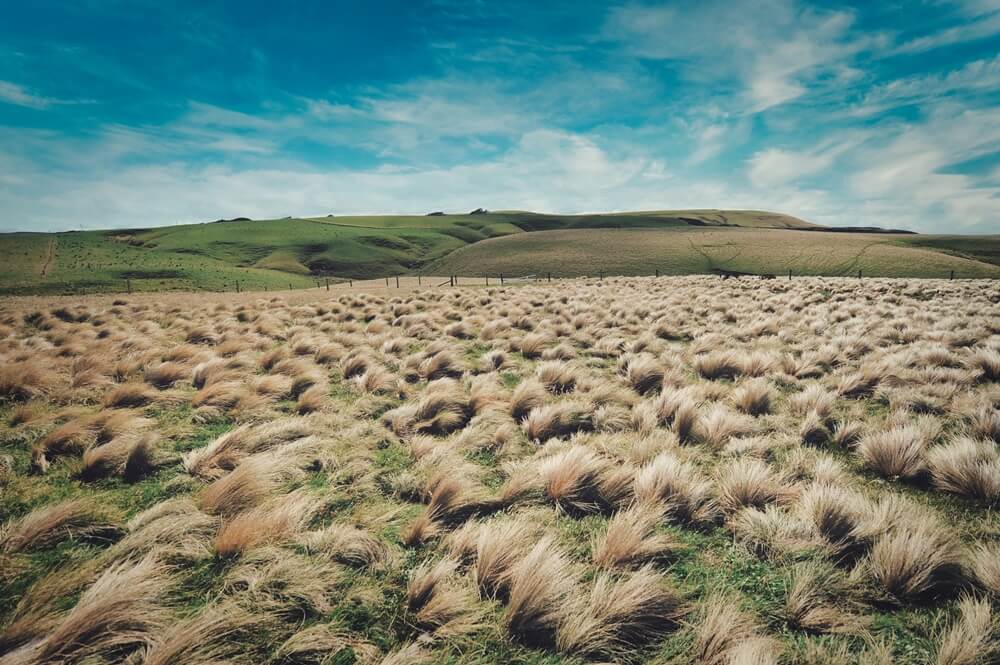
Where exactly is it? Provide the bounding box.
[0,209,923,297]
[0,276,998,664]
[428,228,1000,279]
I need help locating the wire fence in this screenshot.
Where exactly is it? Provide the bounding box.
[30,267,972,298]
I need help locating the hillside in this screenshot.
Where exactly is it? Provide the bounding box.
[427,227,1000,279]
[0,210,994,294]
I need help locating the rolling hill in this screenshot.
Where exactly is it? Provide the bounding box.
[0,210,995,294]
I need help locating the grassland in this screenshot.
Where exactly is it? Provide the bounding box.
[0,277,998,664]
[0,210,829,295]
[429,227,1000,279]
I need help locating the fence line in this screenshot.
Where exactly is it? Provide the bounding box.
[87,266,979,296]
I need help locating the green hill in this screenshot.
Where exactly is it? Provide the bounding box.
[0,210,994,294]
[426,227,1000,279]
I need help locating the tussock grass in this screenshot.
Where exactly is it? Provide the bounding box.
[782,561,867,634]
[691,595,780,665]
[214,489,320,556]
[927,436,1000,503]
[557,565,684,658]
[633,453,718,526]
[716,459,796,512]
[591,502,684,568]
[32,555,172,664]
[1,498,120,553]
[865,518,967,601]
[523,401,592,442]
[143,604,261,665]
[504,536,577,646]
[2,276,998,664]
[934,595,998,665]
[857,425,932,481]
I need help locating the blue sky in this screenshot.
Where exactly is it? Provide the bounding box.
[1,0,998,233]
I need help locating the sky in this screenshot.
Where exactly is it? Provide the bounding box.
[0,0,998,234]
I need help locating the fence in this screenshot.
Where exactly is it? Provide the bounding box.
[82,267,973,297]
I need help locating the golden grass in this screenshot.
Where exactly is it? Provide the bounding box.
[1,498,120,553]
[2,275,998,664]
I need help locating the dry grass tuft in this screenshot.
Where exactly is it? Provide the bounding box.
[524,402,592,442]
[510,379,547,421]
[535,445,615,513]
[33,554,171,663]
[0,362,56,402]
[796,483,869,560]
[782,561,866,634]
[971,542,1000,597]
[275,622,379,665]
[732,378,772,416]
[626,356,665,395]
[691,595,780,665]
[556,565,684,658]
[696,404,752,448]
[694,351,742,380]
[967,348,1000,382]
[504,536,577,647]
[296,384,327,413]
[592,502,684,568]
[1,498,120,553]
[865,519,967,601]
[214,489,319,556]
[716,459,796,512]
[142,602,261,665]
[537,361,579,394]
[102,382,159,408]
[300,523,392,569]
[465,518,537,597]
[857,425,932,481]
[633,453,718,526]
[935,595,998,665]
[927,436,1000,503]
[143,361,189,388]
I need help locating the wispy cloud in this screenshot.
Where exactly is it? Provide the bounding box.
[0,80,84,109]
[0,0,997,234]
[600,0,880,112]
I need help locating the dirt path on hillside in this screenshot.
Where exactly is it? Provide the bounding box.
[40,238,56,276]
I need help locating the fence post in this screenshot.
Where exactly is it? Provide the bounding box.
[418,275,422,286]
[384,277,389,287]
[236,280,240,293]
[787,269,791,281]
[857,270,861,279]
[450,276,454,287]
[485,275,489,286]
[500,273,504,285]
[325,279,329,291]
[455,275,459,286]
[349,279,353,287]
[126,278,131,294]
[599,271,603,281]
[395,275,400,288]
[548,272,551,282]
[950,270,954,280]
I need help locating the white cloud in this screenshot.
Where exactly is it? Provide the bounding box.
[892,7,1000,53]
[601,0,874,112]
[851,54,1000,116]
[845,106,1000,230]
[747,148,835,188]
[0,80,59,109]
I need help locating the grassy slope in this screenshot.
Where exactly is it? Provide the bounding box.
[0,210,993,294]
[427,227,1000,279]
[898,234,1000,267]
